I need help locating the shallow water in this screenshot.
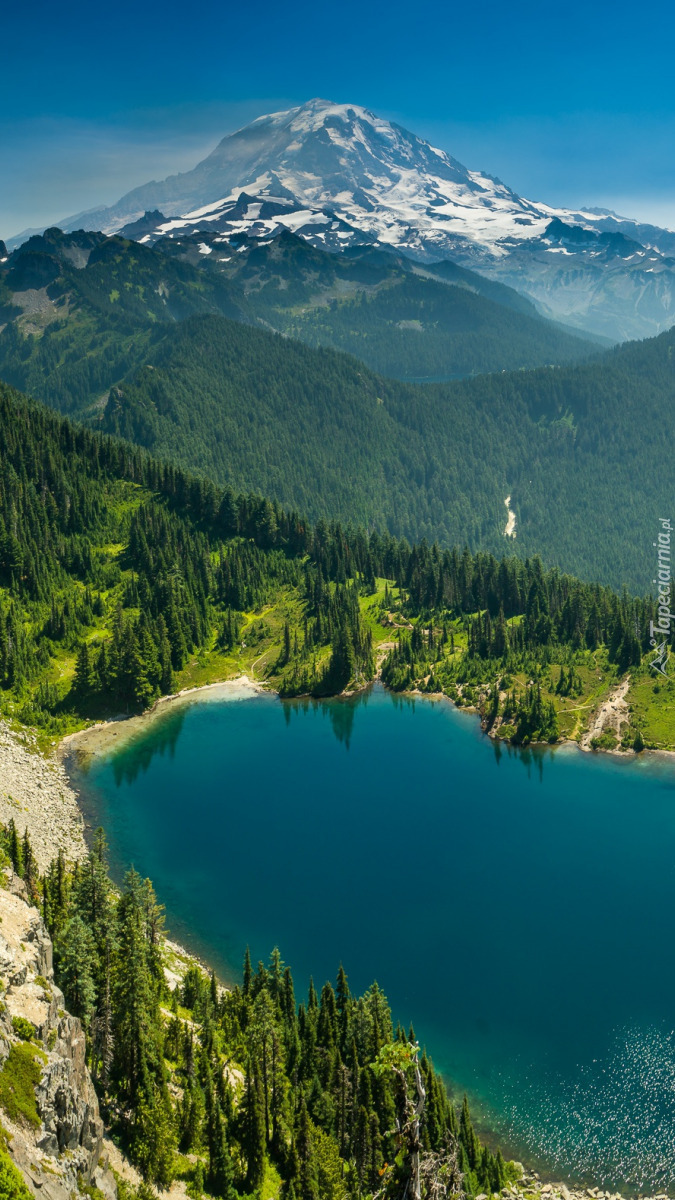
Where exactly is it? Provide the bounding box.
[73,684,675,1190]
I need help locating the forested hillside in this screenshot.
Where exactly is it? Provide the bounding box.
[99,314,513,551]
[99,315,675,590]
[0,228,595,410]
[0,228,245,414]
[2,228,674,589]
[0,381,382,736]
[376,541,673,751]
[161,230,598,379]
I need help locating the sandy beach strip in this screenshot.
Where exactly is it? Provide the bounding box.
[59,674,267,766]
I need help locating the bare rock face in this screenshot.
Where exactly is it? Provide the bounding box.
[0,874,116,1199]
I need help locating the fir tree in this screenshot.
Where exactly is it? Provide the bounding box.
[56,914,97,1027]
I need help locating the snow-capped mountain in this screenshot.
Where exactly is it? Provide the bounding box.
[30,99,675,340]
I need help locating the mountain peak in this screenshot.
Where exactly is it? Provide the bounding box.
[251,97,383,130]
[18,98,675,342]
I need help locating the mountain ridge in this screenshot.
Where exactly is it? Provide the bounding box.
[9,98,674,342]
[0,225,597,407]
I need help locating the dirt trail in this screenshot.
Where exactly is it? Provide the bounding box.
[375,641,396,677]
[581,676,631,749]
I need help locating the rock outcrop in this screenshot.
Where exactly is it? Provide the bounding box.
[0,722,87,871]
[0,873,116,1199]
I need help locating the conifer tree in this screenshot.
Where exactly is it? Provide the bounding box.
[112,868,165,1105]
[21,829,37,899]
[205,1071,237,1199]
[242,1060,266,1191]
[6,818,21,874]
[243,945,252,998]
[74,642,93,693]
[56,914,97,1027]
[296,1099,319,1200]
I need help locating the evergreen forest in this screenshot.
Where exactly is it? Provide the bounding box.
[4,227,675,589]
[187,230,597,378]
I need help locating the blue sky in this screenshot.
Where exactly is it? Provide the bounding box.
[2,0,675,238]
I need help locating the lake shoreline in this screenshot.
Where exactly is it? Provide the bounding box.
[408,685,675,766]
[14,672,662,1195]
[57,668,675,779]
[58,674,268,765]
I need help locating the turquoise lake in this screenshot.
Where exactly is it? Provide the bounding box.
[73,683,675,1191]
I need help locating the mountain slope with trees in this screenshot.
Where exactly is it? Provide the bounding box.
[0,380,381,736]
[1,378,673,751]
[0,227,596,412]
[3,229,674,590]
[99,314,675,591]
[0,228,245,415]
[158,229,599,379]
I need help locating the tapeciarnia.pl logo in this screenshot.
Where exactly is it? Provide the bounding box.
[650,517,673,678]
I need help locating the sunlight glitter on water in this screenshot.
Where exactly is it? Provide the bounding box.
[495,1026,675,1190]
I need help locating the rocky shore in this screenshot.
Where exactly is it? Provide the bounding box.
[0,722,87,870]
[501,1169,665,1200]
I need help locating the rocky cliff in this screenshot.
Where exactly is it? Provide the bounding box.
[0,872,116,1200]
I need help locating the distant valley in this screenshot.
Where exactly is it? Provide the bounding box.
[0,226,673,590]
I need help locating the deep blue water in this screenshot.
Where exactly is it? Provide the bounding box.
[73,684,675,1190]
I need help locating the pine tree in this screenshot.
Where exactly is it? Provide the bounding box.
[243,945,252,998]
[74,839,114,965]
[335,963,351,1053]
[179,1074,204,1152]
[459,1094,480,1170]
[250,989,279,1144]
[74,641,93,693]
[296,1099,319,1200]
[6,819,21,874]
[205,1076,237,1199]
[91,942,114,1087]
[21,829,37,899]
[112,868,164,1105]
[55,914,97,1027]
[131,1084,175,1188]
[317,982,338,1050]
[242,1061,266,1191]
